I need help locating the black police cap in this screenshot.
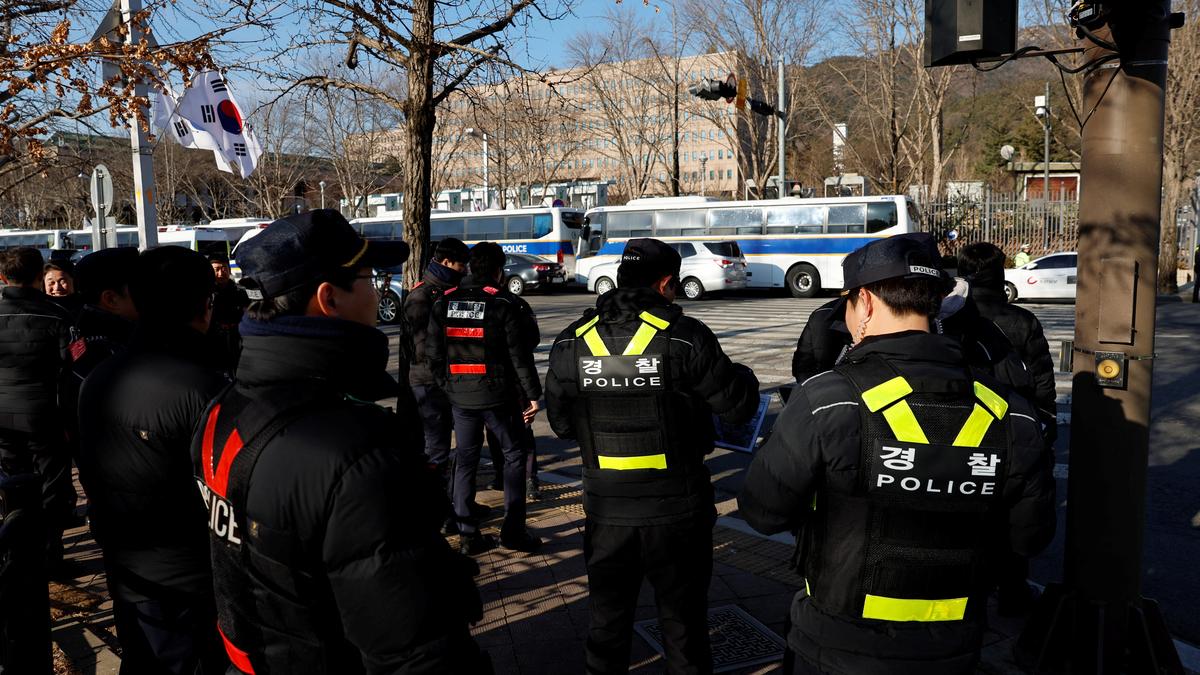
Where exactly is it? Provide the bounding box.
[237,209,409,300]
[618,238,681,283]
[842,232,944,290]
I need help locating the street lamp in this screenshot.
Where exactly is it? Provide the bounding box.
[700,157,708,196]
[465,127,489,209]
[1034,84,1050,201]
[319,180,326,210]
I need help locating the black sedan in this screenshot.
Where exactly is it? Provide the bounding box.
[503,253,565,296]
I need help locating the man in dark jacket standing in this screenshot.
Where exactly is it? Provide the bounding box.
[207,253,248,375]
[739,234,1055,674]
[77,246,228,674]
[545,238,761,675]
[194,210,485,674]
[428,241,543,555]
[404,237,469,472]
[0,247,74,570]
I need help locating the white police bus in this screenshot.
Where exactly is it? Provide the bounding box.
[579,195,920,297]
[350,206,590,279]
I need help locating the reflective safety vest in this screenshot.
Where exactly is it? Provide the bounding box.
[571,309,707,521]
[802,356,1012,624]
[441,285,501,378]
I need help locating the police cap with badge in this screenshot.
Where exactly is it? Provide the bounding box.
[841,232,946,290]
[237,209,409,301]
[617,238,682,289]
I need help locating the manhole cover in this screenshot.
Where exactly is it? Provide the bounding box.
[634,604,785,672]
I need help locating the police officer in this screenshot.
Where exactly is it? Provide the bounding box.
[405,238,469,474]
[427,241,543,555]
[78,246,228,673]
[545,238,760,674]
[193,210,486,674]
[738,233,1055,674]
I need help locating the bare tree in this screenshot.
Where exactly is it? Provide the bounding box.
[251,0,574,283]
[307,88,403,219]
[1158,0,1200,292]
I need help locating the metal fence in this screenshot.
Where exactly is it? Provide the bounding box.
[922,190,1078,261]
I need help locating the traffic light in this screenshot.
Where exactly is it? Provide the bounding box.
[687,78,736,101]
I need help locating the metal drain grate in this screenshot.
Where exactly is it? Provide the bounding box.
[634,604,786,673]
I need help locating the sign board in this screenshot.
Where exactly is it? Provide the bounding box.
[713,393,772,453]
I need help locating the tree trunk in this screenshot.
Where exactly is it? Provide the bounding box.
[402,0,436,288]
[1159,156,1181,293]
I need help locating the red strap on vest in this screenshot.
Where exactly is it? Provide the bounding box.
[218,625,255,674]
[482,286,498,295]
[446,327,484,339]
[444,287,457,295]
[450,364,487,375]
[200,405,246,499]
[412,281,425,289]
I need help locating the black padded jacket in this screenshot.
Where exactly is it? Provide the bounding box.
[0,286,72,434]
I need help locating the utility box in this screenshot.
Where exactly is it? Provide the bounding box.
[925,0,1019,67]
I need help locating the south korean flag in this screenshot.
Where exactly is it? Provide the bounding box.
[153,84,233,173]
[175,70,263,179]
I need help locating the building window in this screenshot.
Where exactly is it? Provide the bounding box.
[727,169,733,179]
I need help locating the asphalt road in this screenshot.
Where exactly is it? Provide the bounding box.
[383,288,1200,646]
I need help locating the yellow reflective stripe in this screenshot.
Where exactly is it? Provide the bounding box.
[638,311,670,330]
[972,382,1009,419]
[952,404,995,448]
[862,595,968,622]
[581,328,610,357]
[881,400,928,444]
[575,316,600,337]
[623,322,659,356]
[861,377,913,412]
[597,454,668,470]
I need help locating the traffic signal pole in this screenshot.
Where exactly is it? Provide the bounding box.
[1015,3,1183,671]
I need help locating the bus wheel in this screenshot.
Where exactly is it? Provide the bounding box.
[786,264,820,298]
[682,277,705,300]
[595,276,615,295]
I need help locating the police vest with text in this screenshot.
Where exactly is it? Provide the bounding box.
[193,385,350,674]
[804,357,1013,625]
[571,309,708,520]
[441,285,505,382]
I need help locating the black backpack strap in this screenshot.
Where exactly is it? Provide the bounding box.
[224,388,336,539]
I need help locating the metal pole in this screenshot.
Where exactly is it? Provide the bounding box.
[777,59,785,198]
[1044,81,1051,205]
[482,133,489,209]
[121,0,158,250]
[1016,4,1183,671]
[700,157,707,196]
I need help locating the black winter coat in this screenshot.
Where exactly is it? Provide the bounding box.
[740,332,1055,674]
[404,263,463,387]
[0,286,73,434]
[426,274,542,409]
[545,288,761,524]
[77,323,226,603]
[970,283,1059,441]
[194,316,484,674]
[791,299,849,385]
[61,305,135,445]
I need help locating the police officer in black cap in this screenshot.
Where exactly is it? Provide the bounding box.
[546,238,760,674]
[192,210,486,674]
[738,233,1055,674]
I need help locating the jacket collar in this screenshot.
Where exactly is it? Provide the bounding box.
[595,287,681,323]
[1,285,50,303]
[423,261,463,289]
[458,273,501,291]
[237,315,396,401]
[78,305,135,344]
[842,330,966,367]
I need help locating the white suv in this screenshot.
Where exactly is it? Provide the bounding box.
[587,240,748,300]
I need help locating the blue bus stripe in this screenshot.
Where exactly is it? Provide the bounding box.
[597,236,885,257]
[463,240,574,256]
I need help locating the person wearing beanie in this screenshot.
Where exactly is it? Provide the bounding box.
[545,237,761,674]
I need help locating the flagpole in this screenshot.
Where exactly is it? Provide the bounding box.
[121,0,159,250]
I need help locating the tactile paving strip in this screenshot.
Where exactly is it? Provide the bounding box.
[634,604,786,673]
